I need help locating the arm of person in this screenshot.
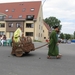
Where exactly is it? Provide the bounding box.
[52,31,58,44]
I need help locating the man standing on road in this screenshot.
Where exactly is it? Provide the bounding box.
[47,26,62,59]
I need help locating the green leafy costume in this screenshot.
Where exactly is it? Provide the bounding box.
[48,30,59,56]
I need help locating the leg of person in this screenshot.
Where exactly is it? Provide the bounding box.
[56,45,62,59]
[56,55,62,59]
[47,46,51,59]
[1,40,3,46]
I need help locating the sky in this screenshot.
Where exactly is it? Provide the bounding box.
[0,0,75,34]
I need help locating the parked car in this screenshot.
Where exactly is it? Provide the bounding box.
[71,39,75,43]
[60,39,67,43]
[67,39,71,44]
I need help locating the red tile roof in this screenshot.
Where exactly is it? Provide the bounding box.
[43,21,51,32]
[0,1,41,19]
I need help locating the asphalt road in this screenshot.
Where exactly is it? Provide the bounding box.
[0,42,75,75]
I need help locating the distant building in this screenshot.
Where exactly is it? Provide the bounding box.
[43,21,51,42]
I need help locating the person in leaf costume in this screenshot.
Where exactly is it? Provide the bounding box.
[13,27,22,43]
[47,26,62,59]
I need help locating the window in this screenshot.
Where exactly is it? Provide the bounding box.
[19,15,22,18]
[43,30,44,32]
[0,16,3,19]
[28,15,31,18]
[8,23,13,27]
[16,23,21,27]
[44,37,46,39]
[26,32,33,36]
[0,16,4,21]
[26,23,34,28]
[8,16,12,18]
[22,8,25,12]
[41,34,42,37]
[12,9,15,12]
[31,8,34,11]
[0,23,5,27]
[39,25,40,29]
[26,15,34,20]
[39,33,40,37]
[0,31,4,35]
[4,16,6,19]
[9,32,14,38]
[5,9,8,12]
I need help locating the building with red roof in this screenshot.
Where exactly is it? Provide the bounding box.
[43,21,51,42]
[0,1,51,42]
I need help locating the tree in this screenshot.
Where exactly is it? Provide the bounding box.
[44,16,62,30]
[74,31,75,39]
[60,33,64,39]
[64,34,71,40]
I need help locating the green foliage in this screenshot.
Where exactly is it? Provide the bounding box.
[64,34,71,40]
[59,33,72,40]
[70,35,74,39]
[60,33,64,39]
[74,31,75,39]
[44,16,62,30]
